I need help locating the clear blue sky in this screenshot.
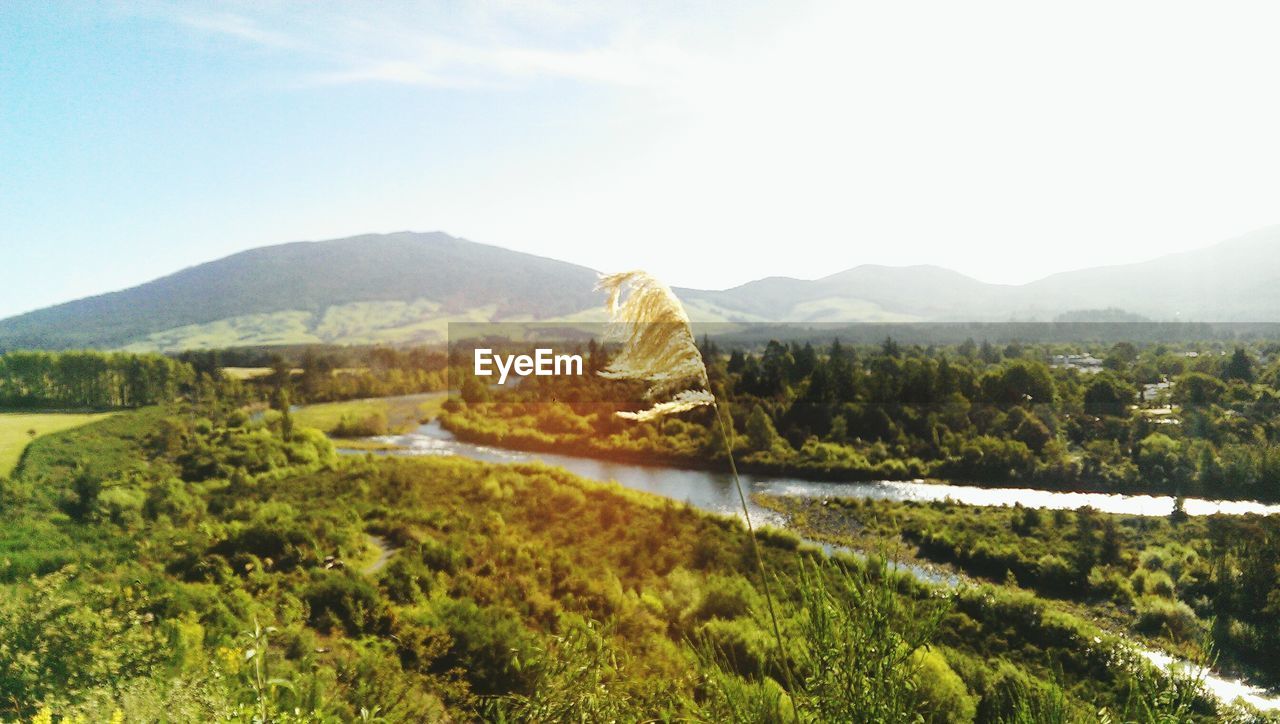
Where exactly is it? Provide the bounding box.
[4,1,1280,319]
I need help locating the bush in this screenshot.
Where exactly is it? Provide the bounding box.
[417,537,463,574]
[144,477,202,524]
[211,518,314,570]
[331,411,389,438]
[910,647,977,723]
[1035,554,1076,596]
[755,525,801,551]
[426,598,537,696]
[378,556,433,604]
[1138,548,1166,571]
[697,617,773,678]
[303,570,388,636]
[1087,567,1135,605]
[97,486,145,527]
[1143,570,1176,598]
[1134,596,1199,640]
[692,576,756,623]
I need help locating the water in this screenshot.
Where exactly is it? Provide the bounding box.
[354,420,1280,710]
[1138,650,1280,712]
[382,421,1280,519]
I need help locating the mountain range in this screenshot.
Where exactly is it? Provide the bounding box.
[4,227,1280,351]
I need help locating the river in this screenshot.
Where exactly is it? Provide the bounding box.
[351,419,1280,711]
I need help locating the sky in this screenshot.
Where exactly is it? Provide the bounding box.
[3,1,1280,319]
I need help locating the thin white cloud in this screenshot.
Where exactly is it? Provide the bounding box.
[138,1,730,93]
[172,11,300,50]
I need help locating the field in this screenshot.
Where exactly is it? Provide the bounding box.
[0,412,114,477]
[292,392,445,438]
[219,367,277,380]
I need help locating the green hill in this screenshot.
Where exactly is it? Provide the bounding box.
[0,232,601,350]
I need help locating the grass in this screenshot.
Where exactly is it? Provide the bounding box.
[293,392,445,437]
[0,412,115,477]
[220,367,277,380]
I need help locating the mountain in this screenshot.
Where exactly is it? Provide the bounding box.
[676,265,1010,323]
[0,232,601,350]
[678,226,1280,324]
[4,226,1280,351]
[1010,226,1280,320]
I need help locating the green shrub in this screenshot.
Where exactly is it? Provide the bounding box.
[697,617,773,678]
[97,485,145,527]
[331,411,389,438]
[1143,570,1176,598]
[692,575,757,623]
[303,570,388,636]
[417,537,463,574]
[1087,566,1135,604]
[378,555,433,604]
[1134,596,1199,640]
[1035,553,1076,596]
[910,647,977,723]
[755,525,801,551]
[426,598,537,696]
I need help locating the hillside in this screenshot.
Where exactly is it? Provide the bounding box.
[5,226,1280,351]
[0,232,601,350]
[677,264,1010,323]
[678,226,1280,324]
[1011,225,1280,320]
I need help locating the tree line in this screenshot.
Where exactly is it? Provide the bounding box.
[0,350,193,409]
[444,336,1280,502]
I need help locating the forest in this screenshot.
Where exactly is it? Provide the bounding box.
[442,336,1280,502]
[0,351,193,409]
[178,345,447,404]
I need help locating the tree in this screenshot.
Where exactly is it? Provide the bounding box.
[1104,342,1138,371]
[1137,433,1181,486]
[744,405,786,455]
[1010,410,1053,453]
[273,388,294,441]
[980,360,1056,406]
[1083,373,1134,417]
[1224,347,1255,383]
[1173,372,1225,407]
[461,376,491,404]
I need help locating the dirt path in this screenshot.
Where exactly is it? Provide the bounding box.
[361,534,398,574]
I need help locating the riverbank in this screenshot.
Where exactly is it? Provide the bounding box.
[431,416,1280,517]
[438,409,1280,507]
[756,493,1280,690]
[344,420,1280,714]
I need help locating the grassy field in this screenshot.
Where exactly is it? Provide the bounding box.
[220,366,277,380]
[0,412,115,477]
[293,392,445,439]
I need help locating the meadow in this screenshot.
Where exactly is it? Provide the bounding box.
[291,392,444,438]
[0,411,113,477]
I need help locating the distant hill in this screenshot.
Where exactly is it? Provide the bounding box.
[1009,226,1280,320]
[0,232,601,350]
[677,226,1280,324]
[677,265,1009,323]
[4,226,1280,351]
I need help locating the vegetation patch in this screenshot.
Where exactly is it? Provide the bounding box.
[293,393,444,437]
[0,411,114,477]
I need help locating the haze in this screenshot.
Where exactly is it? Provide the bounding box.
[4,0,1280,319]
